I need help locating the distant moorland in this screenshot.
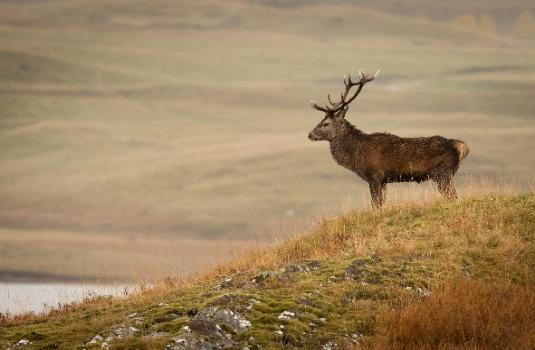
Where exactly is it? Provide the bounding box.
[1,0,534,281]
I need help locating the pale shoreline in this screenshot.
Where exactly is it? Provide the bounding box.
[0,282,136,315]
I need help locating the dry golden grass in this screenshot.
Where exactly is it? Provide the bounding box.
[201,190,534,281]
[355,278,535,350]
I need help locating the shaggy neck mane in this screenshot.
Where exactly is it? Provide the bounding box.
[344,120,364,138]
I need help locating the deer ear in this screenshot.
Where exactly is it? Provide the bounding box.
[336,107,348,119]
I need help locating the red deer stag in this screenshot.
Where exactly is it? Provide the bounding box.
[308,70,469,208]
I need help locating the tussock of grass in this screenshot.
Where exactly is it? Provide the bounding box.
[357,278,535,350]
[0,194,533,349]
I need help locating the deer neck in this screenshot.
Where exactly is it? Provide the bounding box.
[329,126,363,170]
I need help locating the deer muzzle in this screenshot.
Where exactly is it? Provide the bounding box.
[308,132,320,141]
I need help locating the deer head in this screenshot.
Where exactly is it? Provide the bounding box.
[308,69,379,142]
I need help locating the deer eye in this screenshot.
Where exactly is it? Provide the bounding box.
[323,122,330,127]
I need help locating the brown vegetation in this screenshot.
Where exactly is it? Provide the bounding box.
[356,278,535,350]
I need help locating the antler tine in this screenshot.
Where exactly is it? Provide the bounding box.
[310,68,378,115]
[341,73,359,101]
[345,74,353,87]
[329,74,356,107]
[310,100,332,113]
[327,94,338,106]
[338,69,377,106]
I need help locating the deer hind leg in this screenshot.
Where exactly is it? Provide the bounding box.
[433,170,457,200]
[380,184,387,205]
[369,182,386,209]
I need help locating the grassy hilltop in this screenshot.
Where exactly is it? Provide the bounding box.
[1,194,533,349]
[1,0,535,281]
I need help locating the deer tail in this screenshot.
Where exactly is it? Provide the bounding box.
[453,140,470,162]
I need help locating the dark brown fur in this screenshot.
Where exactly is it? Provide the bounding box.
[309,74,469,208]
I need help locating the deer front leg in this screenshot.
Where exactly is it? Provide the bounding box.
[369,181,386,209]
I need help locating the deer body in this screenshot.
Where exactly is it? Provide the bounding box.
[309,70,469,208]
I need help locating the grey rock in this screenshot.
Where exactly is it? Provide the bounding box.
[322,341,336,350]
[212,277,233,291]
[417,287,431,297]
[166,333,237,350]
[345,258,369,279]
[351,333,364,343]
[246,298,261,310]
[189,306,251,335]
[251,270,278,284]
[220,277,233,288]
[278,310,296,321]
[203,293,255,315]
[284,261,321,273]
[165,295,256,350]
[344,255,380,280]
[87,334,103,345]
[16,339,31,346]
[102,324,139,344]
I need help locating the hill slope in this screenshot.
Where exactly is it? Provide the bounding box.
[1,194,534,349]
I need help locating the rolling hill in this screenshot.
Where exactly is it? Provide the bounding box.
[1,194,533,349]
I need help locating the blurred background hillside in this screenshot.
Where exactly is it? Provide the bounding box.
[1,0,534,282]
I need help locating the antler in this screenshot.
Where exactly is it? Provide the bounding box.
[310,69,380,114]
